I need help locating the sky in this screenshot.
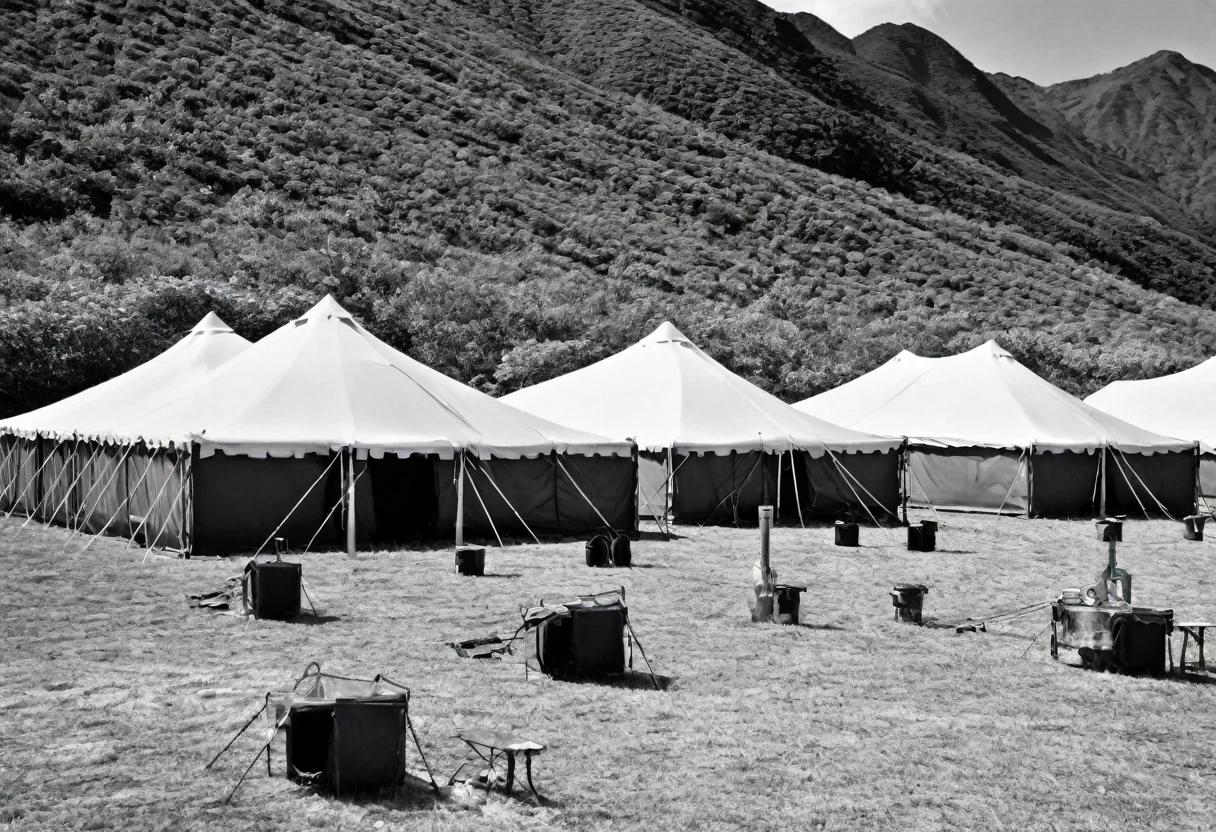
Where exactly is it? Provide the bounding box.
[762,0,1216,85]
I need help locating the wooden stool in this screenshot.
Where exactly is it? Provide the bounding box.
[1175,622,1212,676]
[452,730,545,799]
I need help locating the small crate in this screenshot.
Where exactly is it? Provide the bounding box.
[247,560,302,621]
[834,521,859,547]
[455,546,485,576]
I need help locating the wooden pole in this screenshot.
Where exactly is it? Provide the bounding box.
[455,451,465,547]
[665,446,674,538]
[775,451,782,525]
[1025,445,1034,518]
[346,448,357,556]
[1099,445,1107,518]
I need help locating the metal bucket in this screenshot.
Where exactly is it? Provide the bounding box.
[891,583,928,624]
[775,584,806,625]
[1184,515,1205,541]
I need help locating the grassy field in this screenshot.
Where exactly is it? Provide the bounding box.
[1,513,1214,831]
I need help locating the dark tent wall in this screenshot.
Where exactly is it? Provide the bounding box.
[800,450,901,520]
[436,453,637,536]
[670,450,901,525]
[671,451,776,525]
[1029,451,1101,517]
[1106,450,1196,517]
[192,450,341,554]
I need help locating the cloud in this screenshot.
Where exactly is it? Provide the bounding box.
[761,0,947,36]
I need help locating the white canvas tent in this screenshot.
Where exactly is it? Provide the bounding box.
[795,341,1197,517]
[2,298,638,553]
[1086,358,1216,503]
[0,312,252,549]
[501,322,904,526]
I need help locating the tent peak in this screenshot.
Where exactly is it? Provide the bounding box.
[192,311,236,334]
[640,321,691,346]
[969,340,1013,360]
[298,294,355,323]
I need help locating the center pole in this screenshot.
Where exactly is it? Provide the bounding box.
[456,451,465,547]
[346,448,356,556]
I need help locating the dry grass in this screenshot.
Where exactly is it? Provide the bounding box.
[1,513,1215,831]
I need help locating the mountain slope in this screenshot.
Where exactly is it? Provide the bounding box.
[1041,51,1216,230]
[0,0,1214,418]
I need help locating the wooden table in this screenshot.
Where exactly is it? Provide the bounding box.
[451,730,545,799]
[1175,622,1213,676]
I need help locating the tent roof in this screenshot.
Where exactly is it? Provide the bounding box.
[500,321,901,456]
[0,313,251,440]
[125,296,631,459]
[794,340,1194,454]
[1086,357,1216,452]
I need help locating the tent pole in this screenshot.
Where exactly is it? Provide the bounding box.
[346,448,357,556]
[665,447,674,539]
[1025,446,1034,518]
[633,447,640,539]
[456,451,465,547]
[775,451,782,526]
[1099,446,1107,518]
[184,447,195,558]
[1194,445,1201,516]
[790,450,805,529]
[900,442,909,526]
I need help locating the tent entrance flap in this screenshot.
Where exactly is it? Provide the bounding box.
[907,448,1027,514]
[637,452,668,520]
[364,454,439,544]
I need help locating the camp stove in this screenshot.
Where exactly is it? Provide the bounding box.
[1050,520,1172,675]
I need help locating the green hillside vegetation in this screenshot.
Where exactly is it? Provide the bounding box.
[1,0,1215,417]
